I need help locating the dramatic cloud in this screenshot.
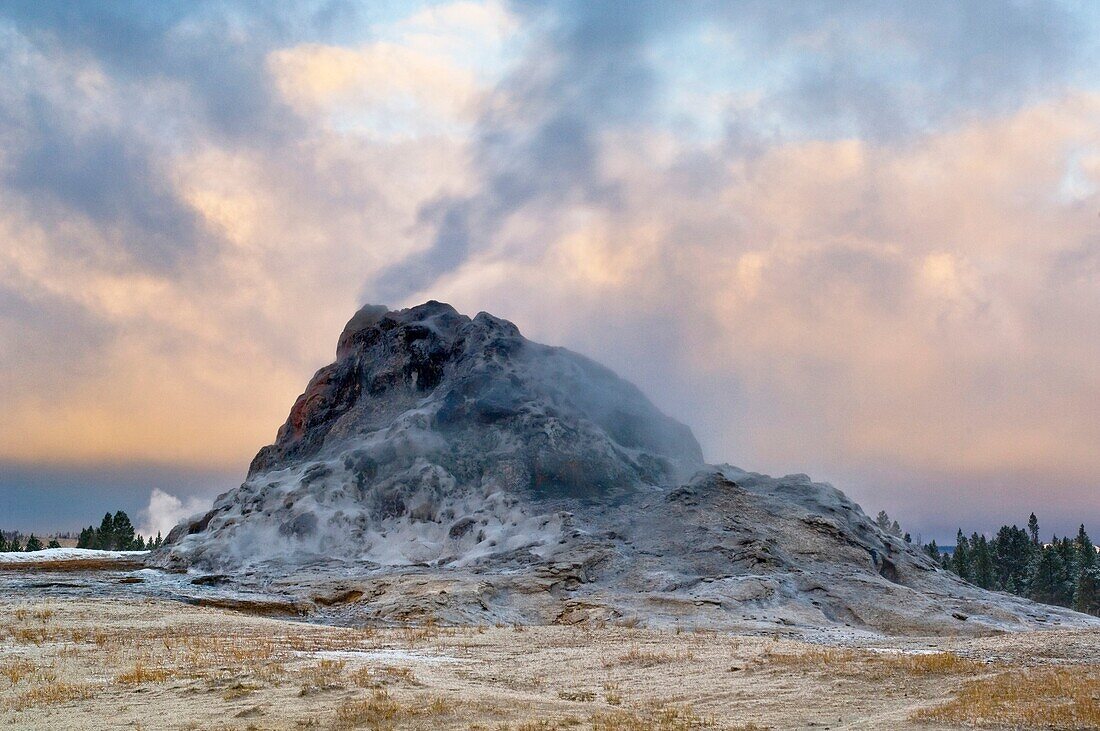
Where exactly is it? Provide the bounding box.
[1,1,1098,539]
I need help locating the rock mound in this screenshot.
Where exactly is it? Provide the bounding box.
[155,302,1097,635]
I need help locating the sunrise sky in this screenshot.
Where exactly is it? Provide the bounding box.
[1,1,1099,540]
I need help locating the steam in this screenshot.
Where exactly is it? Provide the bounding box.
[138,488,210,538]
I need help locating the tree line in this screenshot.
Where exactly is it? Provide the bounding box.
[0,532,61,552]
[919,513,1098,616]
[76,511,162,551]
[1,510,162,553]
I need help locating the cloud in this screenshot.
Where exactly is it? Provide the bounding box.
[0,0,334,141]
[421,91,1100,533]
[138,488,210,538]
[746,0,1084,140]
[0,2,483,469]
[373,0,1094,297]
[0,0,1098,540]
[268,41,483,137]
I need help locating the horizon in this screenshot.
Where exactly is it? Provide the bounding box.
[2,2,1100,544]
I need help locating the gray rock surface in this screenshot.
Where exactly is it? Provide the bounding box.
[153,301,1098,635]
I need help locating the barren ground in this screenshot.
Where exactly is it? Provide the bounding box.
[1,594,1098,730]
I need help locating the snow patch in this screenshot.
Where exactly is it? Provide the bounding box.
[0,547,149,563]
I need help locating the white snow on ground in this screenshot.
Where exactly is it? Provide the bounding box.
[0,548,149,563]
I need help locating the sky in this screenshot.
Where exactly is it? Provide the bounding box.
[1,1,1098,542]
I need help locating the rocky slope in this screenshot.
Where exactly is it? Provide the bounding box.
[154,302,1097,634]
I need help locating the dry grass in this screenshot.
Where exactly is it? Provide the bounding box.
[348,664,418,689]
[222,681,263,700]
[8,626,49,645]
[0,557,145,572]
[350,666,377,688]
[116,659,173,685]
[7,681,95,711]
[559,689,597,702]
[379,664,417,685]
[0,659,35,687]
[398,620,441,643]
[758,647,858,668]
[589,703,716,730]
[2,596,1097,730]
[892,651,985,674]
[913,667,1100,729]
[605,646,690,668]
[334,690,401,728]
[760,647,985,677]
[512,721,582,731]
[298,659,346,695]
[331,690,455,729]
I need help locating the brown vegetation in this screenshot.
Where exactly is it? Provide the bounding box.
[0,596,1097,729]
[331,690,456,729]
[914,666,1100,729]
[115,659,173,684]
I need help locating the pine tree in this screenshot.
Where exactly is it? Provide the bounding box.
[1028,513,1040,545]
[993,524,1031,595]
[1030,544,1069,606]
[24,535,43,552]
[972,534,994,589]
[153,531,163,549]
[96,513,114,550]
[0,530,6,552]
[6,535,21,552]
[134,535,146,550]
[952,530,971,579]
[924,539,940,560]
[875,511,891,532]
[47,539,61,549]
[1076,525,1095,570]
[1075,565,1100,615]
[76,526,93,549]
[112,511,136,550]
[1057,536,1078,600]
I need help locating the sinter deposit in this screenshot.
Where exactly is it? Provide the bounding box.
[153,302,1097,634]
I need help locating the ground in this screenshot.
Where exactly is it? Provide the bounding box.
[1,595,1098,730]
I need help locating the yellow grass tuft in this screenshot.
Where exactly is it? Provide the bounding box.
[559,689,597,702]
[7,681,95,711]
[331,690,455,729]
[590,702,716,730]
[9,626,48,645]
[1,658,35,686]
[398,620,441,643]
[116,660,173,685]
[760,647,984,677]
[605,646,689,668]
[298,658,346,695]
[893,651,985,674]
[913,666,1100,729]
